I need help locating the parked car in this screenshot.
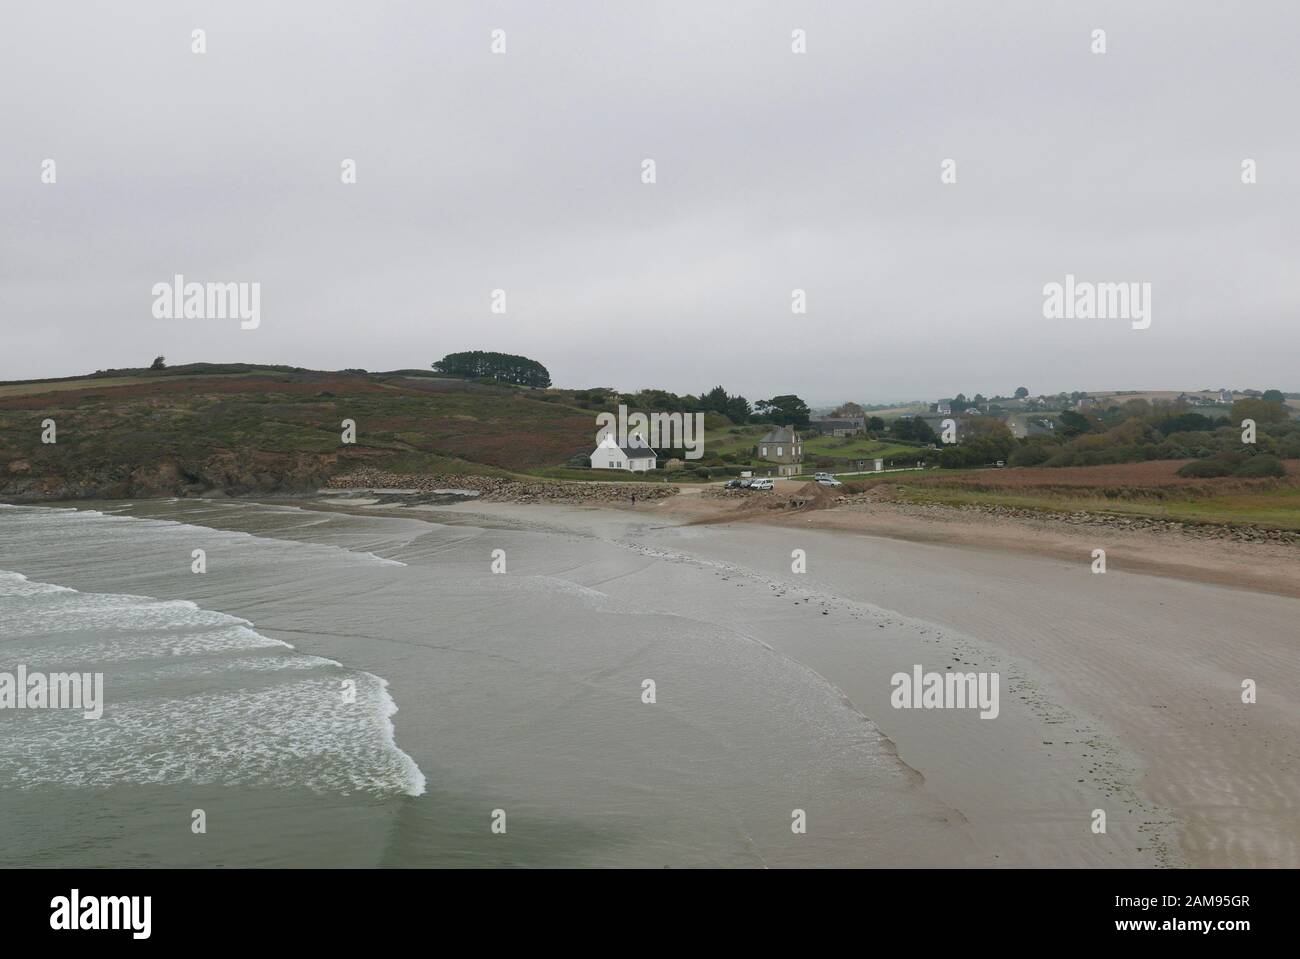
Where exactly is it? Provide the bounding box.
[816,476,843,487]
[813,472,834,481]
[748,478,775,490]
[724,478,752,489]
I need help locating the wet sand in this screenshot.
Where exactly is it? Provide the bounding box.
[304,490,1300,867]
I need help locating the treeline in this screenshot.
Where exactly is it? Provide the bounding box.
[568,385,812,427]
[1009,397,1297,477]
[432,351,551,388]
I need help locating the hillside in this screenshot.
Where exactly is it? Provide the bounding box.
[0,366,595,500]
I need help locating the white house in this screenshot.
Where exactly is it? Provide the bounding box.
[590,432,658,472]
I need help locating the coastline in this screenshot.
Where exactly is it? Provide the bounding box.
[8,490,1298,866]
[276,487,1300,867]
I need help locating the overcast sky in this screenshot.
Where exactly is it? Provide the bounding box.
[2,1,1297,405]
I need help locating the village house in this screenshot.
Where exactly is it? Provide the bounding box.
[808,416,865,437]
[589,432,657,472]
[756,426,804,476]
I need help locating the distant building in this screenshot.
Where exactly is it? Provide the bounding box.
[935,402,952,415]
[1219,389,1233,404]
[808,416,864,437]
[756,426,804,476]
[590,432,657,472]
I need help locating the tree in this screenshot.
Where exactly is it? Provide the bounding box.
[1057,410,1094,437]
[725,394,752,423]
[1262,389,1285,404]
[1156,412,1213,436]
[1014,386,1029,399]
[432,351,551,388]
[151,356,166,370]
[890,417,937,444]
[866,416,886,432]
[1232,398,1288,424]
[701,385,730,414]
[754,395,810,427]
[831,401,865,418]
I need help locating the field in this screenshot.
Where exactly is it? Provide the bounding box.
[801,435,921,462]
[703,426,921,465]
[858,460,1300,530]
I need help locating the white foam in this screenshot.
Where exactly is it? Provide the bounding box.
[0,569,426,797]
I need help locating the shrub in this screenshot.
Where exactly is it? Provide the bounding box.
[1009,444,1051,467]
[1177,458,1233,478]
[1234,454,1287,478]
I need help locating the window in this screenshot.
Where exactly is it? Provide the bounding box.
[761,446,767,456]
[777,447,783,456]
[608,461,617,468]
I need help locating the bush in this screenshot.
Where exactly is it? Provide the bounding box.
[1009,444,1051,467]
[1177,458,1234,478]
[1234,454,1287,478]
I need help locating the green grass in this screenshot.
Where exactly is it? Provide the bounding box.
[886,484,1300,531]
[701,426,767,457]
[802,436,914,457]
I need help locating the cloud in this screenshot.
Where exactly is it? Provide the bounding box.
[2,0,1296,402]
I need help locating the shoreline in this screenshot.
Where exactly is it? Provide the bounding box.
[9,493,1298,866]
[272,490,1300,867]
[290,482,1300,599]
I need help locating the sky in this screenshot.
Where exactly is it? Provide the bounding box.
[2,1,1297,406]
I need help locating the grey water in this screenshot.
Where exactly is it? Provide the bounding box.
[0,499,959,867]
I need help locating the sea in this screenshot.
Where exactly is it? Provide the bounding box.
[0,497,1016,867]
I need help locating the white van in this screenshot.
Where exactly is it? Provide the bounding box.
[749,478,775,490]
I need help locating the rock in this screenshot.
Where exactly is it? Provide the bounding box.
[326,469,678,506]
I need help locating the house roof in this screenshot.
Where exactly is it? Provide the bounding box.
[593,432,658,459]
[759,426,801,443]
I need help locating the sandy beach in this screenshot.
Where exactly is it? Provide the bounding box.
[4,489,1294,868]
[299,486,1300,868]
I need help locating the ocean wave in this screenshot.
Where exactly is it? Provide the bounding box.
[0,504,406,567]
[0,570,425,797]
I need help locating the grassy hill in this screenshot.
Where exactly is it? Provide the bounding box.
[0,365,598,500]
